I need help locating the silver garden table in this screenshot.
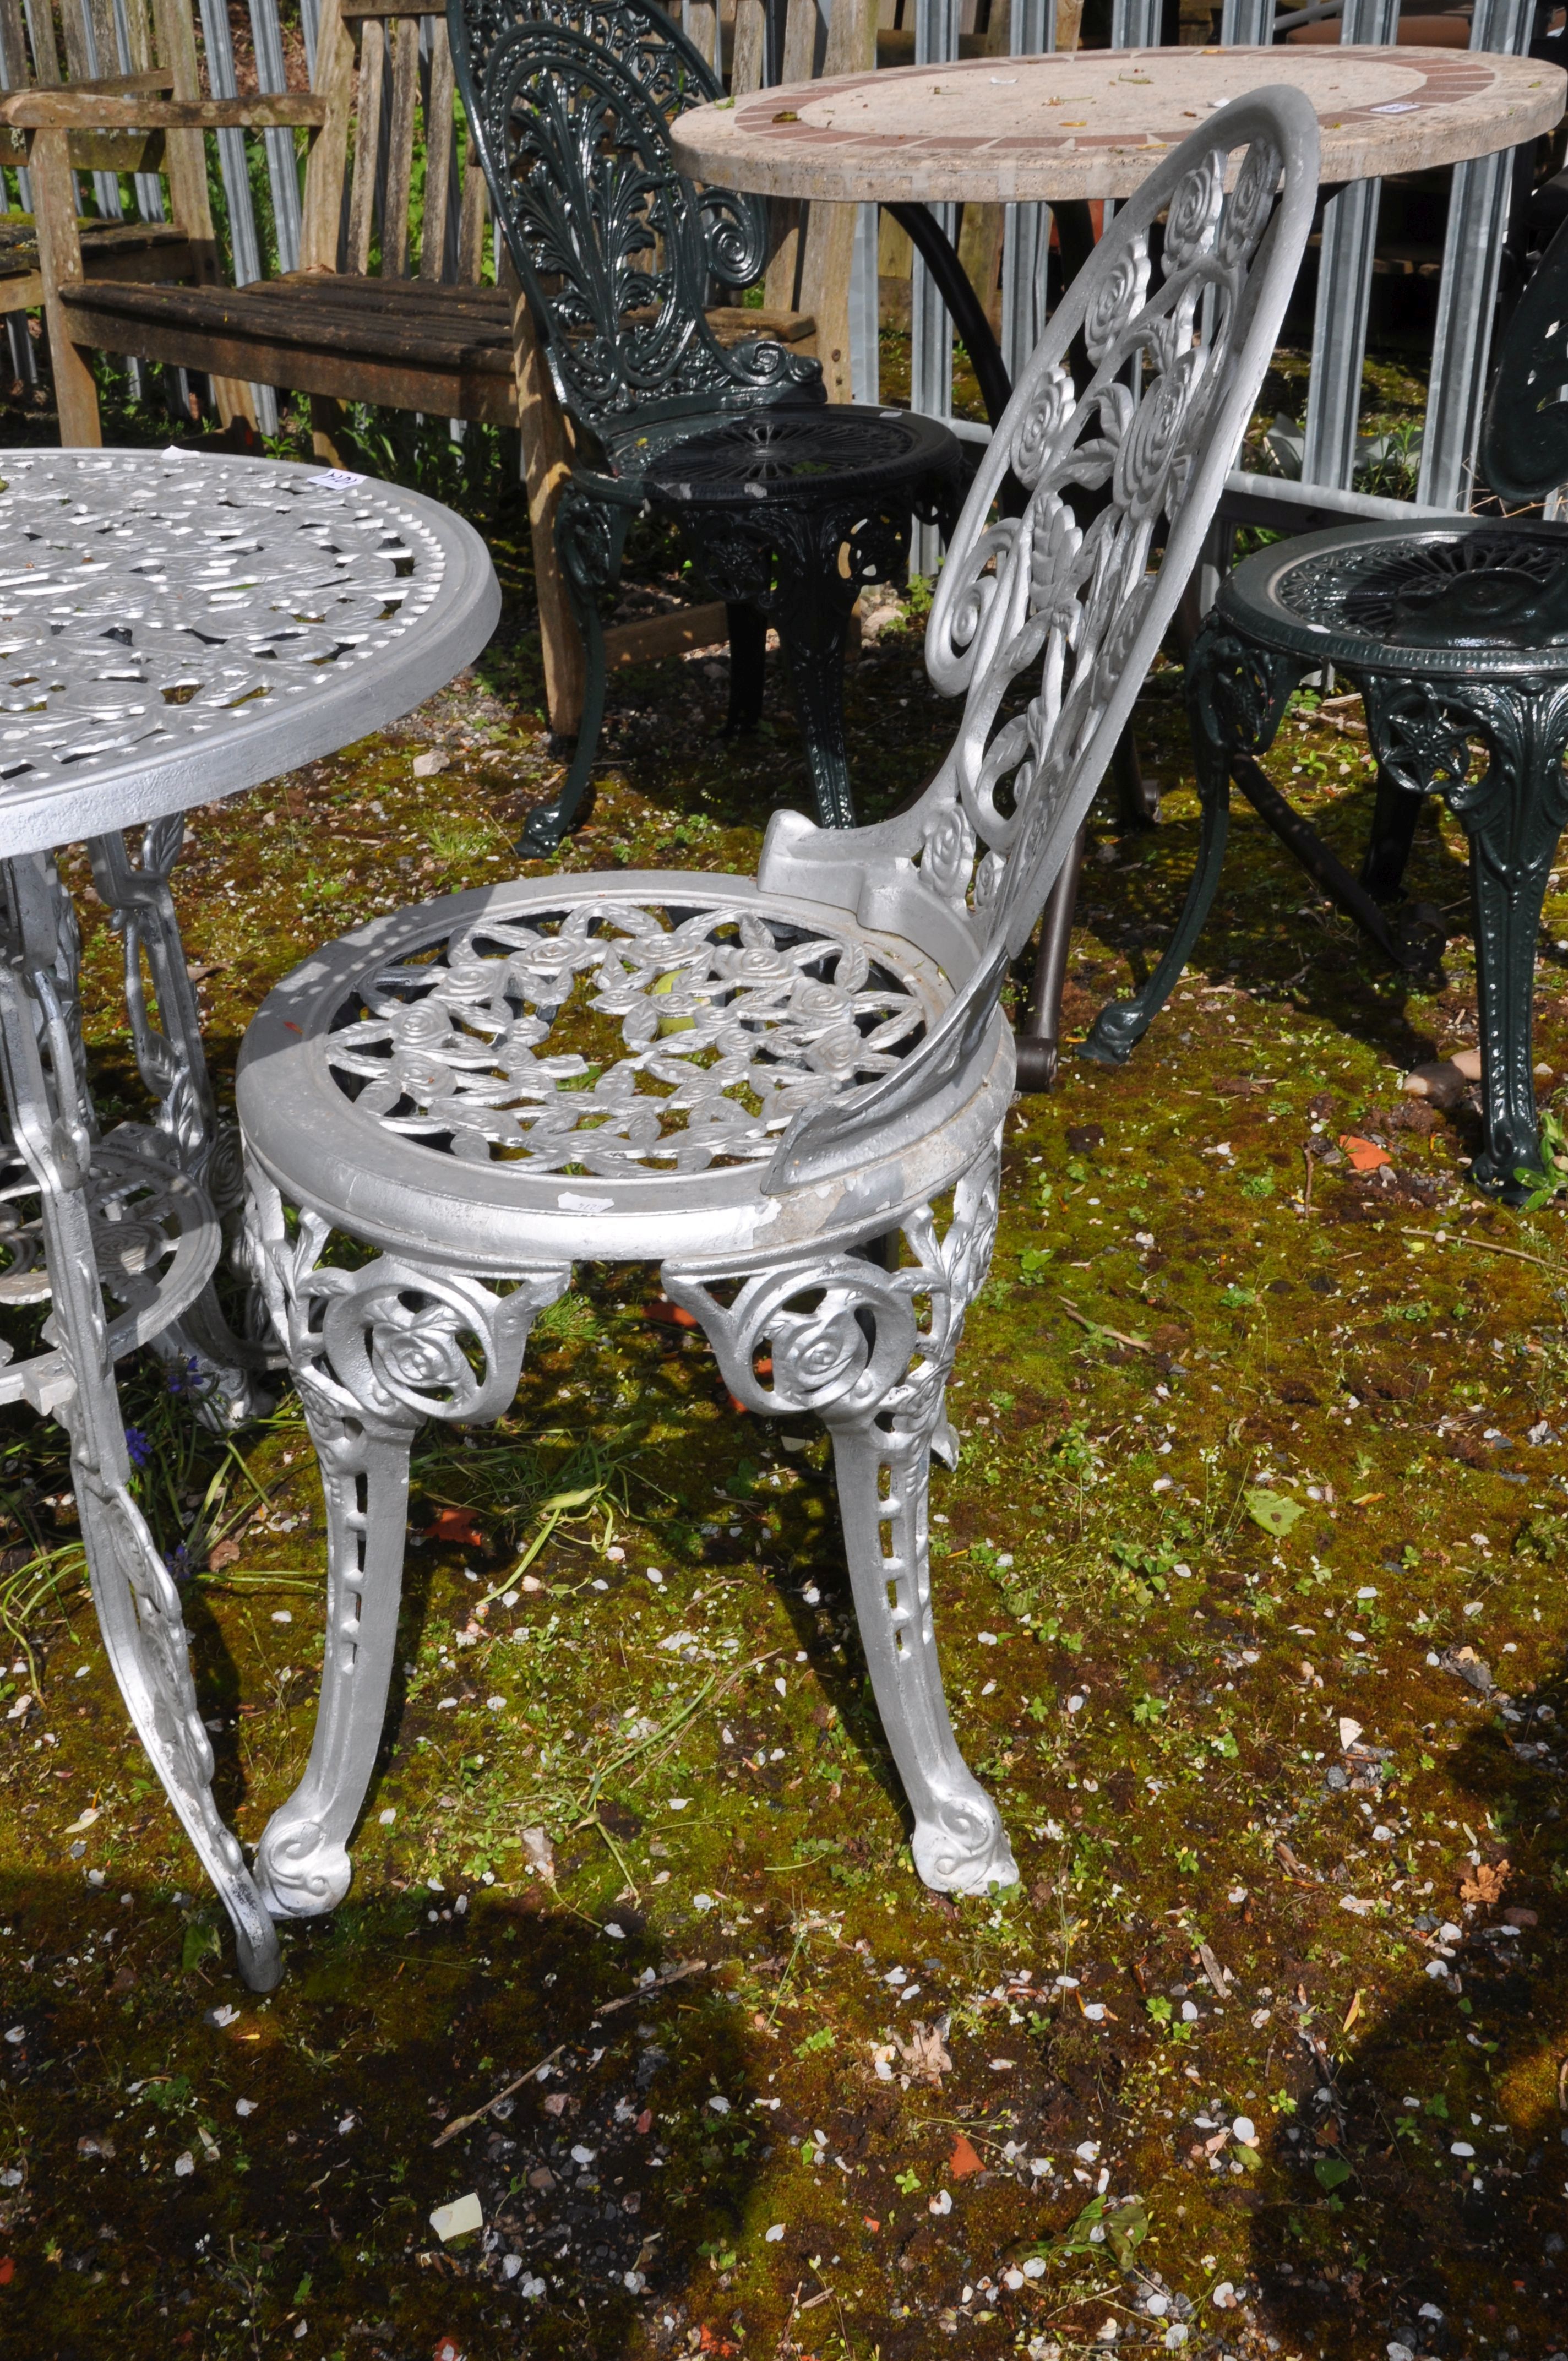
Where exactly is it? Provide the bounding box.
[0,448,497,1990]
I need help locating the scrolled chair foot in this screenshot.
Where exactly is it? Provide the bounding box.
[255,1818,353,1921]
[912,1791,1020,1895]
[518,796,571,858]
[1080,996,1152,1068]
[1011,1033,1060,1092]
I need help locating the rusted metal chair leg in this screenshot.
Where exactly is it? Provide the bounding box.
[1013,820,1088,1092]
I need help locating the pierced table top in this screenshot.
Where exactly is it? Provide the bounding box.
[673,44,1565,204]
[0,448,499,858]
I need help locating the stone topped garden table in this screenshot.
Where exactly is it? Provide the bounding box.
[673,44,1564,208]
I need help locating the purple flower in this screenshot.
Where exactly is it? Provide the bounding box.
[124,1427,151,1469]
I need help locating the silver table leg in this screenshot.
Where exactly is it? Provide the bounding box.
[0,851,281,1992]
[86,820,277,1428]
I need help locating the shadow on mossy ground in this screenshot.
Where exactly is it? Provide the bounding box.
[5,385,1568,2358]
[0,1875,758,2357]
[1244,1652,1568,2360]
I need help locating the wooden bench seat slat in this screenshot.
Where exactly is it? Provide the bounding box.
[58,280,522,422]
[59,275,516,371]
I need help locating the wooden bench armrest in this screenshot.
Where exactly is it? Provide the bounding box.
[66,69,178,97]
[0,91,327,132]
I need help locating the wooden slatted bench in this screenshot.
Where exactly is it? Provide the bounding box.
[14,0,829,747]
[0,0,211,347]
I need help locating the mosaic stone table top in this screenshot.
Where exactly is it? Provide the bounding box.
[673,44,1565,204]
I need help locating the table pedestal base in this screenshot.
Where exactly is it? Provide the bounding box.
[1,849,281,1992]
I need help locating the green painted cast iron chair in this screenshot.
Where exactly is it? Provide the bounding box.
[449,0,961,854]
[1080,214,1568,1204]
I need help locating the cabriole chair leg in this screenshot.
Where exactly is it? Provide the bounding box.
[1360,670,1568,1199]
[253,1385,423,1922]
[665,1150,1016,1896]
[247,1177,569,1917]
[725,603,767,736]
[1359,767,1428,903]
[776,600,859,832]
[520,491,633,858]
[1083,618,1299,1068]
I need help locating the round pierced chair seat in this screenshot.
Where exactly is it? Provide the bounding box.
[640,406,962,511]
[1215,519,1568,672]
[236,873,1012,1270]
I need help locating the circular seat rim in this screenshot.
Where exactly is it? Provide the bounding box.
[640,405,960,509]
[1219,515,1568,676]
[235,870,1012,1274]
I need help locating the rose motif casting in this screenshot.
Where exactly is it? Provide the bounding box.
[1113,351,1199,521]
[1011,362,1077,488]
[1217,138,1283,268]
[1084,239,1152,366]
[771,1302,872,1408]
[918,801,977,906]
[325,898,928,1178]
[1162,153,1225,270]
[370,1303,474,1399]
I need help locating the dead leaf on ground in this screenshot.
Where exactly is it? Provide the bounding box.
[1459,1859,1509,1907]
[423,1506,488,1550]
[949,2134,983,2178]
[1441,1646,1496,1696]
[895,2019,952,2088]
[1196,1940,1233,1999]
[1339,1134,1392,1173]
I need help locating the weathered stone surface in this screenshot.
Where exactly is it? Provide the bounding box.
[675,45,1564,204]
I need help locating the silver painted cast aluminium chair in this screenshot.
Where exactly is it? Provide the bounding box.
[232,91,1319,1932]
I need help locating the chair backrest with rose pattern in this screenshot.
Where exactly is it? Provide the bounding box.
[758,85,1321,1192]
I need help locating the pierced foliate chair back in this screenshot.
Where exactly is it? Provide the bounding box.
[1478,212,1568,511]
[233,91,1317,1959]
[450,0,820,446]
[448,0,960,855]
[758,88,1322,1197]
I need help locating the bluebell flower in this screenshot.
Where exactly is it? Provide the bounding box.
[165,1543,194,1585]
[124,1427,152,1468]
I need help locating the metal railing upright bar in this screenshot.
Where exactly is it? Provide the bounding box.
[1417,0,1536,508]
[196,0,278,429]
[1000,0,1054,390]
[1298,0,1400,492]
[910,0,960,570]
[249,0,303,276]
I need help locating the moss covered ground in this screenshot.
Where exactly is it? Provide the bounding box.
[1,398,1567,2361]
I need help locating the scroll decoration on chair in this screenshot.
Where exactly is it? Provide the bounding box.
[456,0,816,428]
[918,133,1287,963]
